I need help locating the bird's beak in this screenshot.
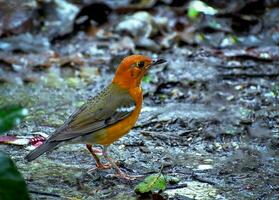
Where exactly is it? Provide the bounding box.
[144,58,167,72]
[150,58,167,66]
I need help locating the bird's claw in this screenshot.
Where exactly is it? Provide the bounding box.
[96,162,112,169]
[87,162,112,173]
[106,172,143,180]
[87,160,122,173]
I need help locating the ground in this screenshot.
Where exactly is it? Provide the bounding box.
[0,1,279,199]
[1,46,278,199]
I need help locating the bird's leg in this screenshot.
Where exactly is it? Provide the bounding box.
[102,146,122,173]
[86,144,111,170]
[102,146,141,180]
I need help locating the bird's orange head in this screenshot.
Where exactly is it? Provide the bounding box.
[112,55,166,89]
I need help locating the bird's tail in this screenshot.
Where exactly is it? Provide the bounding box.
[25,141,60,162]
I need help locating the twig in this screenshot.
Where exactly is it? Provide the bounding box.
[178,129,197,136]
[191,173,217,186]
[221,73,279,79]
[29,190,60,198]
[140,131,179,140]
[166,183,188,190]
[134,118,167,128]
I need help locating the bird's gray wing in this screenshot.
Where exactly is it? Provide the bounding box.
[48,84,136,141]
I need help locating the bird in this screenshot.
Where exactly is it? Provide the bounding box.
[25,55,166,179]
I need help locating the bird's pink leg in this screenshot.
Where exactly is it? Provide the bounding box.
[86,144,111,170]
[102,146,142,180]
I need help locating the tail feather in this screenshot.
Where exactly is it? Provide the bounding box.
[25,141,60,162]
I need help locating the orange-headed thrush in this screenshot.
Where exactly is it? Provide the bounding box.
[25,55,166,179]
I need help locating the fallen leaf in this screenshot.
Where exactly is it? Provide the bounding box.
[135,174,166,193]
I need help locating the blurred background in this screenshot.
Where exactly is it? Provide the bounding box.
[0,0,278,199]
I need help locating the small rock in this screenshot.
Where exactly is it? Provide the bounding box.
[197,164,213,170]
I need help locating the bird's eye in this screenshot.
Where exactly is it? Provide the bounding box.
[137,61,145,68]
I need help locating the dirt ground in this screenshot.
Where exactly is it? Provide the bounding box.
[0,1,279,200]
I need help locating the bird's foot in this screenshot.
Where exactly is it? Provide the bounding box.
[96,162,112,170]
[106,171,144,180]
[87,162,111,173]
[87,160,120,173]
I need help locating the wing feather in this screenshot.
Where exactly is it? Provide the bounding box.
[48,84,135,141]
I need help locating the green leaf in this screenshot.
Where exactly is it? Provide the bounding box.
[0,151,30,200]
[142,74,152,83]
[188,6,200,20]
[0,106,28,134]
[188,0,218,20]
[134,174,167,193]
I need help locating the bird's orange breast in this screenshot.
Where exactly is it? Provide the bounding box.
[91,87,143,145]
